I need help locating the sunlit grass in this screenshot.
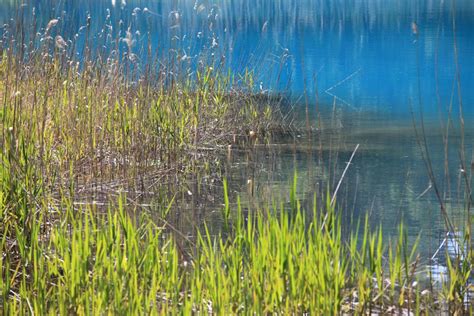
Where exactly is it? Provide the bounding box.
[0,176,441,314]
[0,45,283,198]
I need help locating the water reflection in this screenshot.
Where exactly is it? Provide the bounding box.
[155,111,472,262]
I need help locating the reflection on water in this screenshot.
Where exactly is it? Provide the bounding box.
[1,1,473,260]
[162,112,472,262]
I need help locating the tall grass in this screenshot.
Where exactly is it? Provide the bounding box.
[409,0,473,312]
[0,23,283,203]
[0,174,435,314]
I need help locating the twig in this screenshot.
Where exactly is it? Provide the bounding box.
[321,144,359,231]
[331,144,359,207]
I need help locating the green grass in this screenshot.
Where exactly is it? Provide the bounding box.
[0,46,283,200]
[0,178,438,315]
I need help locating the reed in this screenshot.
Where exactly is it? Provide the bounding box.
[0,174,434,314]
[409,0,473,311]
[0,24,286,205]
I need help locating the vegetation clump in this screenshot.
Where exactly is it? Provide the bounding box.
[0,185,442,314]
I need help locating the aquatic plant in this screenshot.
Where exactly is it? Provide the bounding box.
[0,17,288,204]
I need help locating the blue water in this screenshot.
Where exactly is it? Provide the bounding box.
[1,0,473,115]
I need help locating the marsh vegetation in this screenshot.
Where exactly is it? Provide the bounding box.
[0,0,473,314]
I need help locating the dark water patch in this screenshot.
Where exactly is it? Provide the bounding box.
[126,110,470,263]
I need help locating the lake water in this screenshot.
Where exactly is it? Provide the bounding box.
[1,0,473,259]
[2,0,473,115]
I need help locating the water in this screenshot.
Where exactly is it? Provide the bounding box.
[1,0,473,258]
[2,0,472,114]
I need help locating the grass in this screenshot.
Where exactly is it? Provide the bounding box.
[0,4,473,315]
[0,175,440,315]
[0,42,284,202]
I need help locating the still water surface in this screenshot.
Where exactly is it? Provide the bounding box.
[1,0,473,259]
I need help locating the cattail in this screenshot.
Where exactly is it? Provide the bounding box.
[247,179,254,197]
[55,35,67,50]
[45,19,59,34]
[227,144,232,162]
